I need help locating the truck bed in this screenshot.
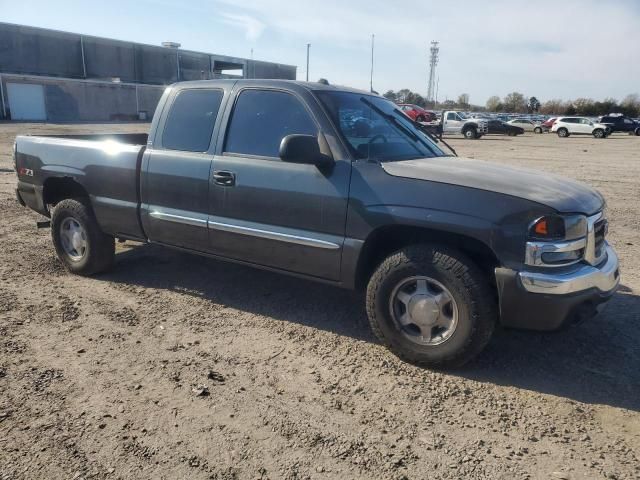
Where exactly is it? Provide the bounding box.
[14,134,147,240]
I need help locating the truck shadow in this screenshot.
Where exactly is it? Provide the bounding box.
[104,243,640,412]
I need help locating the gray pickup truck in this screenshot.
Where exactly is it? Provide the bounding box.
[14,80,620,367]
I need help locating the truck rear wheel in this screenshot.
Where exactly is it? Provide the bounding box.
[366,244,496,368]
[463,128,477,140]
[51,198,115,275]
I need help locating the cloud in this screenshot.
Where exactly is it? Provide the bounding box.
[220,12,265,41]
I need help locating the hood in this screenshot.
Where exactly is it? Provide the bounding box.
[382,157,604,215]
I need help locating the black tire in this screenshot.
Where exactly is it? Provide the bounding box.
[534,127,542,134]
[463,128,477,140]
[507,131,517,137]
[635,128,640,136]
[557,128,569,138]
[366,244,496,368]
[51,198,115,275]
[593,128,606,139]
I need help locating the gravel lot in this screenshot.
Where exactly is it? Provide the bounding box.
[1,123,638,480]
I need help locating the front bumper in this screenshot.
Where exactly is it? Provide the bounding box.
[496,244,620,331]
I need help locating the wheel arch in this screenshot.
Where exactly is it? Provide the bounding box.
[354,223,500,291]
[43,176,91,213]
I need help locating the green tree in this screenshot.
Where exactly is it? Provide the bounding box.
[527,96,541,113]
[503,92,527,113]
[405,92,426,107]
[620,94,640,117]
[540,99,565,115]
[396,89,412,104]
[457,93,470,109]
[573,98,597,116]
[383,90,397,103]
[486,96,502,112]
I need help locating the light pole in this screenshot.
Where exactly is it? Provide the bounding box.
[370,34,375,92]
[306,43,310,81]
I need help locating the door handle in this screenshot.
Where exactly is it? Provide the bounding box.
[213,170,236,186]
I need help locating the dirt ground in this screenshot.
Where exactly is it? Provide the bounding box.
[0,123,638,480]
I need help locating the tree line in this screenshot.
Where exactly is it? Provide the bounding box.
[383,89,640,117]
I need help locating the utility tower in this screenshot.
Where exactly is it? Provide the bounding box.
[426,41,439,105]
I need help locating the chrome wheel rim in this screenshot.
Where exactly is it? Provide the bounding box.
[59,217,87,261]
[389,276,459,346]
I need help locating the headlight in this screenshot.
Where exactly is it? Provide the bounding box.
[525,214,588,267]
[529,214,587,241]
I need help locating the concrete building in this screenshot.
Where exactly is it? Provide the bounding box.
[0,22,297,122]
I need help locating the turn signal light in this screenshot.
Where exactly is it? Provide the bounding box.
[529,214,588,241]
[534,219,548,236]
[529,216,565,239]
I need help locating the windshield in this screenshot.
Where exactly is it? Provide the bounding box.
[316,91,445,162]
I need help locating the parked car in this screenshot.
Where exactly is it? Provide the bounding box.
[398,104,437,123]
[487,119,524,136]
[508,119,543,133]
[441,111,489,139]
[14,79,620,367]
[551,117,611,138]
[541,117,557,132]
[599,115,640,135]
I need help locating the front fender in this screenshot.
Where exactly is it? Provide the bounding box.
[364,204,499,255]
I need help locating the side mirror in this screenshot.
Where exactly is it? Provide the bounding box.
[279,134,334,168]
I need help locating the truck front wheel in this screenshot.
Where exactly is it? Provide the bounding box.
[463,128,477,140]
[366,244,496,368]
[51,198,115,276]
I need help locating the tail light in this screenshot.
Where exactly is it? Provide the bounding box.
[12,141,18,171]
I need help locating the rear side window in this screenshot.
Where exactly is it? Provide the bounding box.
[163,89,223,152]
[225,89,317,158]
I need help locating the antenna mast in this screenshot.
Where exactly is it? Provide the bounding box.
[426,41,439,106]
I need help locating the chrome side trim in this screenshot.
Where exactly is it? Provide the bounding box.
[150,210,207,228]
[525,238,586,267]
[519,244,619,295]
[207,219,341,250]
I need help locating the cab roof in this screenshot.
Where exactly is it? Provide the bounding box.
[171,79,375,96]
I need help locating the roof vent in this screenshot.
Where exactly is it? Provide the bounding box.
[162,41,181,49]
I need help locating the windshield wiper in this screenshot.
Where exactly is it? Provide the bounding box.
[359,97,426,147]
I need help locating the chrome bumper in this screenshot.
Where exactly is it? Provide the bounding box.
[519,243,619,295]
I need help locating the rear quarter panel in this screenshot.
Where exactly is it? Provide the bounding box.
[15,136,144,238]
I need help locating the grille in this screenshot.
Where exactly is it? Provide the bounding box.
[594,219,607,261]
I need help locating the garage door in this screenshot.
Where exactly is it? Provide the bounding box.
[7,83,46,121]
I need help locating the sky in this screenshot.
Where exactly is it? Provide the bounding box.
[2,0,639,105]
